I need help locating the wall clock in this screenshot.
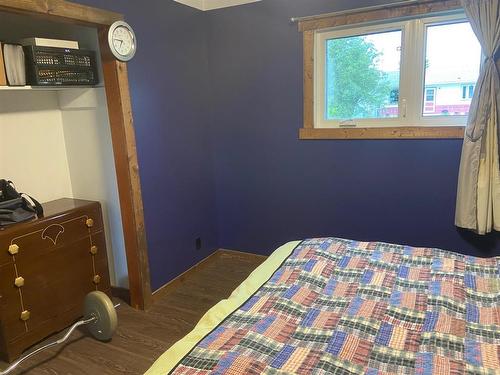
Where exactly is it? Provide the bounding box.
[108,21,137,62]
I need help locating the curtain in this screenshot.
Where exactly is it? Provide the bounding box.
[455,0,500,234]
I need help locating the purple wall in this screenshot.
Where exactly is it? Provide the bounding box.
[76,0,218,290]
[77,0,499,290]
[205,0,500,258]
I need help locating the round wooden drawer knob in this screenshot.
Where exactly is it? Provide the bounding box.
[8,244,19,255]
[20,310,30,321]
[86,218,94,228]
[90,245,98,255]
[14,277,25,288]
[93,275,101,285]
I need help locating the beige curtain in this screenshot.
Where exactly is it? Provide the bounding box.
[456,0,500,234]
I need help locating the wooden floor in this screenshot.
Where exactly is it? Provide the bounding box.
[1,250,266,375]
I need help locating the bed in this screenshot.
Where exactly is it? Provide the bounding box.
[146,238,500,374]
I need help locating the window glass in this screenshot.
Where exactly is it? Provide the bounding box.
[425,88,435,102]
[468,85,474,99]
[423,22,481,117]
[325,30,402,120]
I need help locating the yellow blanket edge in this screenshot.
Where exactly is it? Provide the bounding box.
[144,240,301,375]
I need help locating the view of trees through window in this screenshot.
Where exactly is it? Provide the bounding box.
[326,30,401,120]
[325,22,481,121]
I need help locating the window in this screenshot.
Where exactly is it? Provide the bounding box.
[324,29,402,121]
[461,84,475,99]
[304,10,483,138]
[424,88,437,114]
[423,22,480,117]
[425,88,436,102]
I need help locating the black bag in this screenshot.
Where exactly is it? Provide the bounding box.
[0,180,43,227]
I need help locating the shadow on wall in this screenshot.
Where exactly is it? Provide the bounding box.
[457,229,500,257]
[0,91,60,113]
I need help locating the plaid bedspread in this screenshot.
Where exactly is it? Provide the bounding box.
[170,238,500,374]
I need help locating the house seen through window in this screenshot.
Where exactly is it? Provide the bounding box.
[315,14,482,128]
[423,22,480,117]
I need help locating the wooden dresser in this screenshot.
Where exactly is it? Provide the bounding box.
[0,198,111,362]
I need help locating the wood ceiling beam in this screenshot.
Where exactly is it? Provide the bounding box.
[0,0,123,26]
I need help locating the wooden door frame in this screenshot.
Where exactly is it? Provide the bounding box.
[0,0,152,310]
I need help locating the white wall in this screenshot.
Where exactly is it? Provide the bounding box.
[174,0,261,10]
[0,91,73,202]
[59,88,128,288]
[0,89,128,288]
[435,85,472,106]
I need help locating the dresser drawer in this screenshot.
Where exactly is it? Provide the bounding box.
[0,202,103,267]
[0,231,110,343]
[0,199,112,362]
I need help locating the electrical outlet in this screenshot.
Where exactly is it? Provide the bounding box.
[195,237,202,250]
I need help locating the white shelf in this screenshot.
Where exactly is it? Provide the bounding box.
[0,85,103,91]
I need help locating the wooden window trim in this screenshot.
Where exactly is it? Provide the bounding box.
[300,127,465,140]
[299,0,466,140]
[0,0,152,310]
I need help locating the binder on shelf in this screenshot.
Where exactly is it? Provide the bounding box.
[20,37,79,50]
[0,43,7,86]
[3,44,26,86]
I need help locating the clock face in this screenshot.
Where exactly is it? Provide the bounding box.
[108,21,136,61]
[112,26,134,56]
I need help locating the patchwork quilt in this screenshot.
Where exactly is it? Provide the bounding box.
[170,238,500,374]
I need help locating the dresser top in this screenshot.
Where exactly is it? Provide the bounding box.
[41,198,99,217]
[0,198,100,234]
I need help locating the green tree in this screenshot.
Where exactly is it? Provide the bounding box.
[326,37,392,119]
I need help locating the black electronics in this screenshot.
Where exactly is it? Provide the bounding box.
[23,45,98,86]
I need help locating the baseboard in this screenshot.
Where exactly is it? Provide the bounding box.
[152,249,267,303]
[152,250,220,303]
[111,286,131,305]
[217,248,268,260]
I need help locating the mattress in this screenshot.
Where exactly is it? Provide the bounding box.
[146,238,500,374]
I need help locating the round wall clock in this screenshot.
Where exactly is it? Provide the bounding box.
[108,21,137,62]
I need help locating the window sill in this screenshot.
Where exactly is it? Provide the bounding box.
[299,126,465,140]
